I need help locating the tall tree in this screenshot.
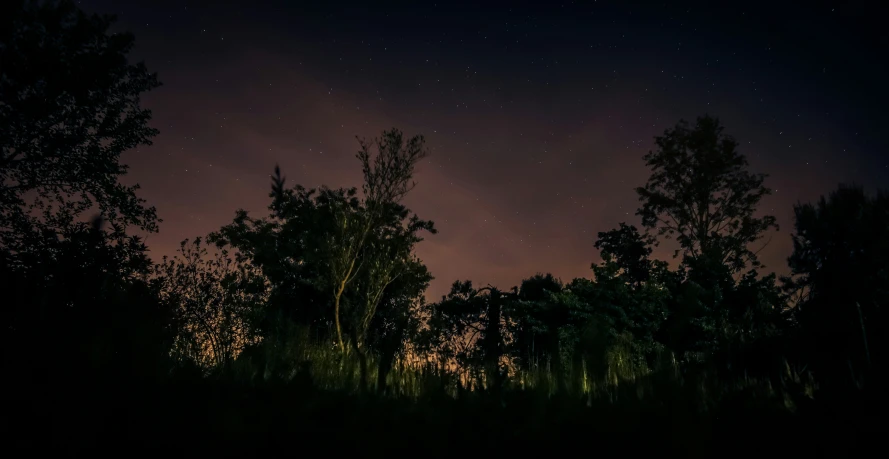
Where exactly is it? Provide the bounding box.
[635,115,777,274]
[319,129,431,354]
[1,0,161,262]
[347,203,435,390]
[211,129,435,389]
[633,116,785,364]
[0,1,170,383]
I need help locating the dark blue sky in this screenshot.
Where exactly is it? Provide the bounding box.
[81,0,888,298]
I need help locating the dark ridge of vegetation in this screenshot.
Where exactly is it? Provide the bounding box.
[1,1,886,454]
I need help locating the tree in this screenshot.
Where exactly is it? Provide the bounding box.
[421,281,516,389]
[632,115,784,365]
[209,179,339,337]
[783,185,889,388]
[587,224,671,357]
[418,280,482,374]
[324,129,432,355]
[1,216,175,385]
[367,257,432,394]
[635,115,777,274]
[152,238,270,373]
[593,223,667,287]
[0,1,170,384]
[267,129,434,391]
[210,129,435,390]
[551,279,645,387]
[509,273,566,375]
[1,0,161,263]
[477,286,513,392]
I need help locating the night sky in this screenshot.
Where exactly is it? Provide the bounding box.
[79,0,887,300]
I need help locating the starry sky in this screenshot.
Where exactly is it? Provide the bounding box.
[79,0,888,300]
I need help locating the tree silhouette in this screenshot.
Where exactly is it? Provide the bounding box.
[326,129,432,355]
[783,184,888,388]
[509,274,567,381]
[593,223,668,287]
[550,279,641,387]
[630,117,788,365]
[210,130,434,390]
[636,115,777,274]
[422,280,516,389]
[367,257,432,394]
[1,0,161,262]
[1,1,170,386]
[347,201,435,391]
[209,176,334,335]
[152,237,270,373]
[1,215,175,388]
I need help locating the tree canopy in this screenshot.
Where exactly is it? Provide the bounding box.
[1,0,161,267]
[636,115,777,274]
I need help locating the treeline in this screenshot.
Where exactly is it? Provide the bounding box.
[138,120,884,401]
[1,1,886,451]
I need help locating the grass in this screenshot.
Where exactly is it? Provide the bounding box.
[7,340,884,456]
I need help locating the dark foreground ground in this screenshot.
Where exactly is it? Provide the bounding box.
[6,378,886,457]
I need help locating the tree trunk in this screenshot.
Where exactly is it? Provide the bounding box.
[376,356,390,395]
[377,315,407,395]
[334,283,346,354]
[484,293,503,393]
[550,327,565,392]
[350,334,369,393]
